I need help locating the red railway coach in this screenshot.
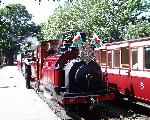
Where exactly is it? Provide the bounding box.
[95,37,150,104]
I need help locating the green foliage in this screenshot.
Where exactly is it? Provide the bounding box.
[0,4,39,64]
[40,0,150,43]
[127,20,150,39]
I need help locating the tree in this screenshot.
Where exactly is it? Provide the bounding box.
[40,0,150,44]
[0,4,39,65]
[127,18,150,39]
[92,0,149,41]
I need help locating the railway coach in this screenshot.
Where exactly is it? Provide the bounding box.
[95,37,150,104]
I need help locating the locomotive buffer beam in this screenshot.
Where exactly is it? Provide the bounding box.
[58,92,116,105]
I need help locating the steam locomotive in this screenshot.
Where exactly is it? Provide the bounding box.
[18,36,115,107]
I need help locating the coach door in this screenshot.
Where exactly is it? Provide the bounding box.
[136,46,150,101]
[130,46,150,102]
[117,46,131,95]
[143,46,150,100]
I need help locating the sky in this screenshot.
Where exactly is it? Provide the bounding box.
[0,0,63,24]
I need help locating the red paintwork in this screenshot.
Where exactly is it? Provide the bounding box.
[42,46,79,88]
[106,72,150,104]
[62,96,88,105]
[42,55,62,88]
[96,93,116,102]
[95,37,150,104]
[107,73,130,95]
[62,93,116,105]
[30,40,60,81]
[131,76,150,103]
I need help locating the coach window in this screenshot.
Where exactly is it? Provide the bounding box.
[100,49,106,66]
[132,48,138,70]
[144,47,150,69]
[108,50,112,68]
[113,49,120,68]
[121,47,129,68]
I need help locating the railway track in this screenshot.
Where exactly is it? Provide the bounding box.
[37,90,82,120]
[75,102,149,120]
[36,88,150,120]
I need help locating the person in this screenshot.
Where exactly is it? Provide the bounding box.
[24,58,32,89]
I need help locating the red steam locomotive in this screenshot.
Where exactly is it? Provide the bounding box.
[18,38,115,107]
[95,37,150,105]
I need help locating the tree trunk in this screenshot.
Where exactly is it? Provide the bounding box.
[7,54,14,65]
[0,49,6,66]
[5,49,15,65]
[0,49,2,66]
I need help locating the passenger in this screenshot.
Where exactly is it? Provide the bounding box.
[133,63,138,70]
[24,58,32,89]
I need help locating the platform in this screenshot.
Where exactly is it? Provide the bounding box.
[0,66,60,120]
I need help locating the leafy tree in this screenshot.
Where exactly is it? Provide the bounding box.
[127,18,150,39]
[0,4,39,65]
[40,0,150,44]
[34,0,73,3]
[92,0,150,42]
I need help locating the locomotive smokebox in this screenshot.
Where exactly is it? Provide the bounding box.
[64,60,106,93]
